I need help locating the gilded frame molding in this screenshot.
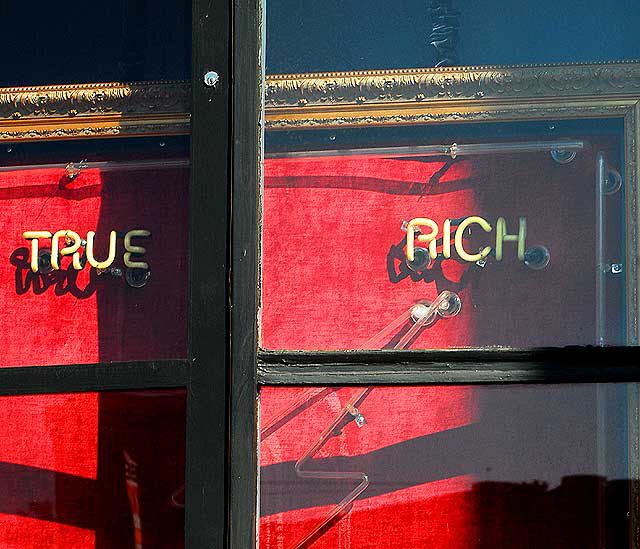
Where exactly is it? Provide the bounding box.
[0,81,190,141]
[265,61,640,127]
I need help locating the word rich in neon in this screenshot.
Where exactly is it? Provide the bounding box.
[22,230,151,273]
[405,217,526,262]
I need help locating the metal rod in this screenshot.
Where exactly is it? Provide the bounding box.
[0,158,190,174]
[266,140,587,159]
[596,151,607,346]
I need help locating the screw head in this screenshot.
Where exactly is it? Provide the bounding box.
[203,71,219,88]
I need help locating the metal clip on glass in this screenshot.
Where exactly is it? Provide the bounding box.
[64,159,88,181]
[361,290,461,350]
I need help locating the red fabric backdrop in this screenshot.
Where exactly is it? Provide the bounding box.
[260,143,628,548]
[260,384,627,549]
[0,165,188,367]
[262,142,623,349]
[0,390,186,548]
[0,164,189,547]
[260,386,477,549]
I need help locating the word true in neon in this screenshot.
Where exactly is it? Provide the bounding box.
[406,217,526,263]
[22,230,151,273]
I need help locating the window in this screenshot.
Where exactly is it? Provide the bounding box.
[0,3,229,547]
[2,2,640,547]
[228,3,640,548]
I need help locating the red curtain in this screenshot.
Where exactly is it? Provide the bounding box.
[0,164,189,547]
[262,143,623,349]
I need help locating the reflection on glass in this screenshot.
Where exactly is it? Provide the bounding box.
[261,122,627,349]
[2,1,190,86]
[0,389,186,548]
[0,140,189,367]
[260,384,634,549]
[267,0,640,74]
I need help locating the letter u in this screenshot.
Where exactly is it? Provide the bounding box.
[86,231,117,269]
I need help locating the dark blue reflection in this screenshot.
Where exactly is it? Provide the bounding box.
[267,0,640,74]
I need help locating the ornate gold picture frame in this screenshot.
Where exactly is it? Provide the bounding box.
[0,81,190,140]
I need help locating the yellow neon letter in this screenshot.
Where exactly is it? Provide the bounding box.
[442,219,452,259]
[454,216,492,262]
[51,230,82,270]
[86,230,117,269]
[495,217,527,261]
[406,218,439,261]
[124,230,151,269]
[23,231,52,272]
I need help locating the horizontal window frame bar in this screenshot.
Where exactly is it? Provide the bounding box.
[258,347,640,385]
[259,347,640,364]
[258,363,640,385]
[0,359,189,396]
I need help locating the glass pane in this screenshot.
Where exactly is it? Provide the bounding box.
[260,384,635,549]
[1,1,190,86]
[0,388,186,548]
[267,0,640,73]
[261,120,628,349]
[0,137,189,367]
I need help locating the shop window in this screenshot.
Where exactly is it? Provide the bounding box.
[244,4,640,549]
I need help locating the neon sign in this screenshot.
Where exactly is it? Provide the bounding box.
[22,229,151,273]
[405,216,527,263]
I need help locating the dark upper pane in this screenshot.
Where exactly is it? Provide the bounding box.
[0,1,190,86]
[266,0,640,74]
